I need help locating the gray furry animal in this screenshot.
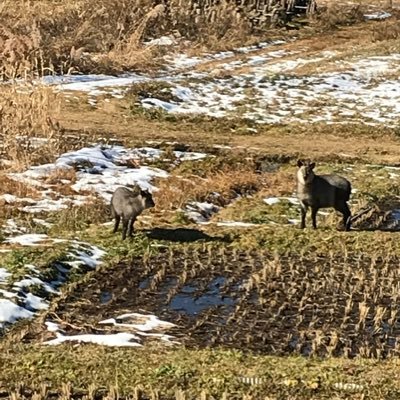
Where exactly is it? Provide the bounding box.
[296,160,352,231]
[111,185,155,240]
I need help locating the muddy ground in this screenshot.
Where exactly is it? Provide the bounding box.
[25,237,400,358]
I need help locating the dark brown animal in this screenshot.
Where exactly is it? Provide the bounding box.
[296,160,352,231]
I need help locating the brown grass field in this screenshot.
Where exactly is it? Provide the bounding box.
[2,1,400,399]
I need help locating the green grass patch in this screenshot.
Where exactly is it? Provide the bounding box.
[217,197,299,225]
[2,245,69,284]
[1,345,400,398]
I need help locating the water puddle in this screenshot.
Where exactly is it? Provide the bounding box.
[100,291,112,304]
[169,277,235,316]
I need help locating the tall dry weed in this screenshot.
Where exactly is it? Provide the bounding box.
[0,0,260,76]
[371,20,400,41]
[167,0,253,50]
[316,4,365,29]
[0,84,66,171]
[0,23,46,80]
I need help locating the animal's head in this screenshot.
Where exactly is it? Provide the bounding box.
[297,160,315,185]
[140,189,155,209]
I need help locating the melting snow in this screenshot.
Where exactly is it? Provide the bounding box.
[0,299,34,328]
[0,269,11,283]
[42,74,147,96]
[216,221,257,227]
[24,293,49,311]
[0,289,16,299]
[45,321,61,332]
[0,241,106,331]
[8,145,206,211]
[99,312,176,332]
[166,40,285,70]
[38,40,400,126]
[185,202,220,223]
[264,197,300,205]
[264,197,281,205]
[364,11,392,20]
[5,234,52,246]
[2,219,28,234]
[145,36,176,46]
[44,332,143,347]
[44,312,178,347]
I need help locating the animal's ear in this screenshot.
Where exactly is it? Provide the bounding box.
[310,162,316,170]
[297,160,303,167]
[131,185,141,196]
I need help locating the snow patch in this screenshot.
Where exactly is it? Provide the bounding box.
[42,74,147,97]
[44,332,143,347]
[38,41,400,126]
[185,202,220,223]
[216,221,257,227]
[99,313,176,332]
[264,197,299,205]
[8,145,206,211]
[0,241,106,331]
[5,234,51,246]
[0,299,33,328]
[145,36,176,46]
[364,11,392,20]
[0,269,11,283]
[45,312,178,347]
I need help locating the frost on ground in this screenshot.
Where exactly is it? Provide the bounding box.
[42,39,400,126]
[44,312,178,347]
[0,241,105,330]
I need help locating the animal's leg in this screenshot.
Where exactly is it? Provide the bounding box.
[311,207,319,229]
[113,215,120,233]
[300,203,308,229]
[122,218,129,240]
[127,217,136,238]
[335,203,351,231]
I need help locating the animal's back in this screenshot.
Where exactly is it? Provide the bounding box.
[312,174,351,208]
[111,186,139,217]
[319,174,351,199]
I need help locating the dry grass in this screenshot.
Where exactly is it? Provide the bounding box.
[0,0,391,78]
[0,0,265,77]
[0,84,68,171]
[259,170,295,198]
[42,168,79,196]
[371,19,400,41]
[320,0,396,7]
[0,174,42,228]
[315,3,366,29]
[44,168,77,185]
[50,196,111,234]
[0,175,40,199]
[155,167,263,212]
